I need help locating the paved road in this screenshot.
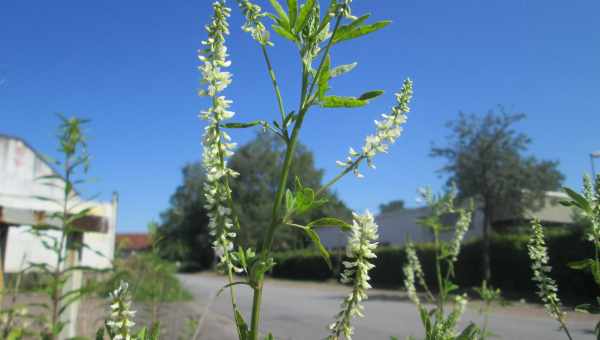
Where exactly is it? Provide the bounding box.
[180,273,596,340]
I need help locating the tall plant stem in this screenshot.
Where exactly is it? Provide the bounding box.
[434,229,444,316]
[261,45,287,125]
[249,16,344,340]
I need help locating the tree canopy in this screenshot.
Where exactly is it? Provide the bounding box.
[379,199,405,214]
[431,109,564,280]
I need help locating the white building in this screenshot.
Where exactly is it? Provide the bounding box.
[0,134,117,273]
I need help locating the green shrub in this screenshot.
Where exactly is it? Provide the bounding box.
[271,228,599,301]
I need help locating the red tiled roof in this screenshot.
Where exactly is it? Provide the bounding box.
[116,233,151,251]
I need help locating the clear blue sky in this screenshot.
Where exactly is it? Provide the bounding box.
[2,1,599,232]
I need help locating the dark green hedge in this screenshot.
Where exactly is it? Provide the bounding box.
[270,228,599,301]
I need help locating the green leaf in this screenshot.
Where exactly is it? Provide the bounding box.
[321,96,369,108]
[358,90,385,101]
[287,0,298,28]
[563,187,592,213]
[567,259,594,271]
[330,62,357,78]
[456,323,480,340]
[333,20,391,45]
[295,0,316,33]
[272,24,297,42]
[317,54,331,100]
[221,121,265,129]
[305,228,332,269]
[234,309,250,340]
[268,0,290,28]
[285,189,295,214]
[295,187,315,214]
[307,217,351,231]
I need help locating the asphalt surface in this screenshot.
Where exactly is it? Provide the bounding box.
[179,273,597,340]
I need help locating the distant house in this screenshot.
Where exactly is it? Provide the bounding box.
[317,191,575,249]
[0,134,117,273]
[116,233,152,256]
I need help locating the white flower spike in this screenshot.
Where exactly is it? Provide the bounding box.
[337,79,413,178]
[329,211,379,340]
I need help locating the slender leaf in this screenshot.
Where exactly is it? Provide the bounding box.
[221,121,265,129]
[358,90,385,101]
[333,20,391,45]
[305,228,332,269]
[272,24,297,42]
[268,0,290,29]
[307,217,351,231]
[287,0,298,27]
[330,62,357,78]
[295,0,316,33]
[321,96,368,108]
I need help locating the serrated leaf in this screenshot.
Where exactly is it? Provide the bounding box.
[358,90,384,101]
[330,62,357,78]
[321,96,368,108]
[305,228,332,269]
[307,217,351,231]
[295,0,316,33]
[272,24,297,42]
[333,20,391,45]
[268,0,290,29]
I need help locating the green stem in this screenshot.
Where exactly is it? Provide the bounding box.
[249,16,345,340]
[260,45,287,127]
[316,156,365,197]
[434,229,444,317]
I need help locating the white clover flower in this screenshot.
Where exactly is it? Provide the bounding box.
[403,242,425,306]
[448,208,472,262]
[107,281,136,340]
[528,219,564,321]
[198,0,241,272]
[336,79,413,178]
[329,211,379,340]
[236,0,271,46]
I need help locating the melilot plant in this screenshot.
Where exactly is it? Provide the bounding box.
[196,0,413,339]
[402,187,478,340]
[527,173,600,340]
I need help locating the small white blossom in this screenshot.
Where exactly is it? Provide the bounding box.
[528,219,564,321]
[198,0,241,272]
[329,211,379,340]
[107,281,136,340]
[336,79,413,178]
[236,0,271,46]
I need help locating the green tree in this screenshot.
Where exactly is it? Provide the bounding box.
[379,199,405,214]
[156,164,214,270]
[431,109,564,281]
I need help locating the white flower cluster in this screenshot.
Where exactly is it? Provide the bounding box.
[199,1,240,271]
[448,209,472,262]
[336,79,413,178]
[107,281,136,340]
[236,0,271,46]
[329,211,379,340]
[403,242,424,306]
[582,174,600,243]
[528,219,564,320]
